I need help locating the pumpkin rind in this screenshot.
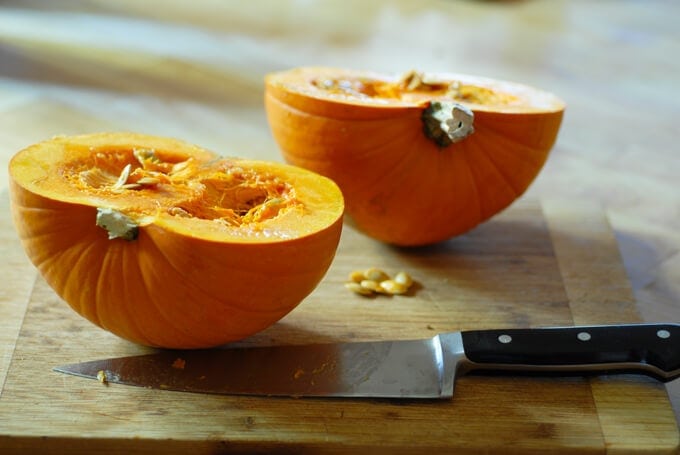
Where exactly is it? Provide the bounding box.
[9,132,344,348]
[265,66,565,246]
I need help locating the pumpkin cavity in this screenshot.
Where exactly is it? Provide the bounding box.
[178,168,296,226]
[311,70,520,106]
[64,147,301,230]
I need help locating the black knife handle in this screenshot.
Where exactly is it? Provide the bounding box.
[460,323,680,382]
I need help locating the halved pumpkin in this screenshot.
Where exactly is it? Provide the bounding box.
[265,67,565,246]
[9,132,344,348]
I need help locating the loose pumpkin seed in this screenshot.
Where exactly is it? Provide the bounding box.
[394,271,413,288]
[364,267,389,282]
[359,279,382,293]
[348,270,365,283]
[96,370,108,384]
[345,282,373,296]
[379,279,408,295]
[345,267,415,297]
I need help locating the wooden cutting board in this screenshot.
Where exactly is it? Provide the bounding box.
[0,193,677,454]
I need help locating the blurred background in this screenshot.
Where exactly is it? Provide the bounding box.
[1,0,678,416]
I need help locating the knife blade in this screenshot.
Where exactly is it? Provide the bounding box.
[54,323,679,399]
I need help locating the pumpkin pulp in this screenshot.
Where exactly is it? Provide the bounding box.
[63,147,300,232]
[311,70,520,107]
[12,136,342,242]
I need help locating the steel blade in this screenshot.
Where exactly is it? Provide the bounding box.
[54,332,465,399]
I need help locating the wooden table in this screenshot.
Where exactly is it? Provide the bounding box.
[1,1,678,452]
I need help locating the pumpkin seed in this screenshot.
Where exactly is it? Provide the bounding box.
[133,147,158,165]
[379,279,408,295]
[345,267,416,297]
[348,271,365,283]
[96,370,108,384]
[136,177,161,186]
[170,160,191,175]
[345,282,373,296]
[79,168,118,188]
[359,279,382,293]
[364,267,389,282]
[400,70,424,91]
[168,206,191,217]
[119,183,142,190]
[394,271,413,288]
[111,164,132,190]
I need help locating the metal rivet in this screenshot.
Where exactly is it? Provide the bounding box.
[577,332,591,341]
[657,329,671,339]
[498,334,512,344]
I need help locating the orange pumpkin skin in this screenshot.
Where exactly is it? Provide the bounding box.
[265,67,565,246]
[9,133,344,348]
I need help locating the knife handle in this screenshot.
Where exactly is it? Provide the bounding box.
[460,323,679,382]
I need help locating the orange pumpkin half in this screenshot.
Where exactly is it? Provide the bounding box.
[9,132,344,348]
[265,67,565,246]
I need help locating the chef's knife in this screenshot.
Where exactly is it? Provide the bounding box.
[54,323,679,399]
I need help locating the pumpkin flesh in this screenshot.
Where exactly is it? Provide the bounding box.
[265,67,565,246]
[9,133,344,348]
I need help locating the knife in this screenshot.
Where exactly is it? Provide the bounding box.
[54,323,679,399]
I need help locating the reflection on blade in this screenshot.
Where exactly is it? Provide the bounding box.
[54,333,465,399]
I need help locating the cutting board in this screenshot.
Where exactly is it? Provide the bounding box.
[0,193,677,454]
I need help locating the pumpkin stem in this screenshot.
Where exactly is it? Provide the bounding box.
[96,208,139,241]
[422,101,475,147]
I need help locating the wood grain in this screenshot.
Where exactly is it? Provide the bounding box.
[0,196,677,453]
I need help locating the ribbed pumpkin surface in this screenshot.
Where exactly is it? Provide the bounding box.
[265,67,564,246]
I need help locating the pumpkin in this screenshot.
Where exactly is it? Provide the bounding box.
[9,132,344,348]
[265,67,565,246]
